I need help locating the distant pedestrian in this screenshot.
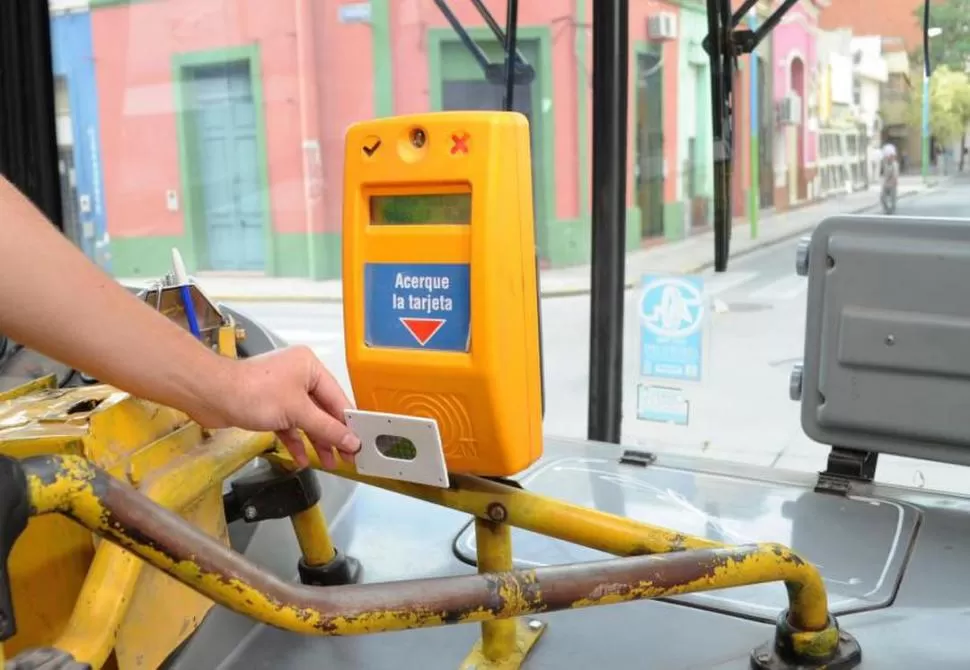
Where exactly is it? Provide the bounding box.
[881,144,896,177]
[881,147,899,214]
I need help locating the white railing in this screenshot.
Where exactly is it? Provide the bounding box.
[817,125,869,198]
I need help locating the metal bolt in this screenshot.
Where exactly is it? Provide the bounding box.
[528,619,543,631]
[486,503,507,522]
[885,334,895,346]
[795,236,811,276]
[410,128,427,148]
[789,363,804,401]
[243,505,258,521]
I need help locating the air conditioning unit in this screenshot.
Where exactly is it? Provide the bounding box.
[776,94,802,125]
[647,12,677,41]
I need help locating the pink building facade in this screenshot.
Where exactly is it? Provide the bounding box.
[771,0,822,209]
[88,0,688,279]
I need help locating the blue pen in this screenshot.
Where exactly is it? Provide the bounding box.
[171,248,202,340]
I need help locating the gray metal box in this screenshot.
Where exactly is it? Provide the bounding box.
[799,214,970,466]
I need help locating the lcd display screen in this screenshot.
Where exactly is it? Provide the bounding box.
[370,193,471,226]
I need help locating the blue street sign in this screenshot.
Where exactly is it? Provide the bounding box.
[364,263,471,352]
[639,274,705,382]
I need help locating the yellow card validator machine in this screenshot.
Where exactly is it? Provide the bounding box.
[341,111,543,487]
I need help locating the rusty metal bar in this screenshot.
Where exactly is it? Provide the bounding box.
[23,454,831,635]
[266,450,722,556]
[52,428,276,668]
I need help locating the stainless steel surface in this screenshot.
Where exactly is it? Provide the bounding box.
[139,284,226,350]
[166,437,970,670]
[218,304,291,354]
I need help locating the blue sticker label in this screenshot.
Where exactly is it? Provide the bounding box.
[364,263,471,352]
[637,384,690,426]
[639,274,705,382]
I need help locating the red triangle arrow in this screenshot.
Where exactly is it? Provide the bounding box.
[399,317,446,346]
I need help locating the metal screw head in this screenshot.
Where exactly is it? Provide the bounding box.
[528,619,543,631]
[486,503,507,522]
[795,235,811,276]
[410,128,427,148]
[885,334,895,346]
[789,363,804,401]
[243,505,258,521]
[756,652,770,663]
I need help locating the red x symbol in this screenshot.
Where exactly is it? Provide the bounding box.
[450,132,470,155]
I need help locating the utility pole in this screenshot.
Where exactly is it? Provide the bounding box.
[922,26,942,181]
[922,72,930,180]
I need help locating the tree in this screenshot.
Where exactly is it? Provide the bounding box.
[908,64,970,168]
[912,0,970,73]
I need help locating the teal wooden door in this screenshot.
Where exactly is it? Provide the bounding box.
[188,61,265,271]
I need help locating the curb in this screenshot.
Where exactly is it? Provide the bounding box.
[211,182,940,304]
[671,185,928,280]
[506,183,935,299]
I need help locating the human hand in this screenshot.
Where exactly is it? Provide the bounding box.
[195,346,360,469]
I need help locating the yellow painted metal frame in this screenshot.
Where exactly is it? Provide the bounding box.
[57,427,274,669]
[0,308,845,669]
[0,384,205,665]
[267,445,831,635]
[1,415,848,670]
[26,456,832,633]
[0,323,333,670]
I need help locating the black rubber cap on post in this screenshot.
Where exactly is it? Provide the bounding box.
[298,549,362,587]
[750,610,862,670]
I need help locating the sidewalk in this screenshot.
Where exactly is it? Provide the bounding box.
[120,175,940,302]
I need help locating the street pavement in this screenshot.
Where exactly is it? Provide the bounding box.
[123,176,934,302]
[223,175,970,496]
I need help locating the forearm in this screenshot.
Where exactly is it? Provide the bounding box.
[0,177,233,419]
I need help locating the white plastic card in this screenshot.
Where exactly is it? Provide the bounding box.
[344,409,450,488]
